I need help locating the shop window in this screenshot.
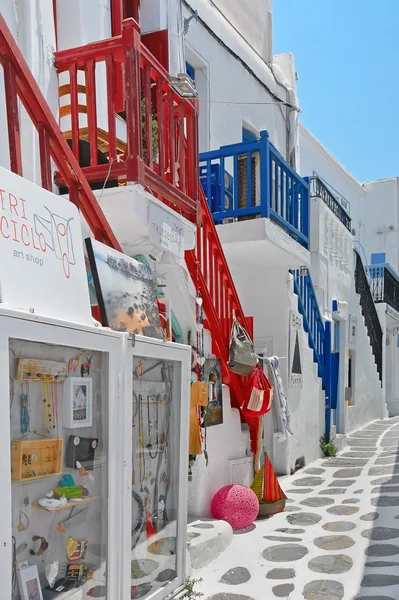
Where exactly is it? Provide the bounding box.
[10,339,109,599]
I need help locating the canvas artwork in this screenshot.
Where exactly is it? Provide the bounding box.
[203,359,223,426]
[86,239,163,339]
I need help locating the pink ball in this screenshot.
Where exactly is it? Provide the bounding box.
[211,484,259,530]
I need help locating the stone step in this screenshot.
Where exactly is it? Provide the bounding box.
[187,517,233,570]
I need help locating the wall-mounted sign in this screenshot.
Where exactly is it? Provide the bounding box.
[0,166,91,324]
[289,311,303,389]
[148,202,184,259]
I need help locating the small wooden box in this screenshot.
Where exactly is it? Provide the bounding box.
[11,438,63,481]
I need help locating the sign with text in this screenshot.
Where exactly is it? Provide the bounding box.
[289,310,303,389]
[148,203,184,259]
[0,166,91,324]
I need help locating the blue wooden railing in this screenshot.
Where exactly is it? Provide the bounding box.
[292,269,326,388]
[292,269,334,440]
[199,130,310,248]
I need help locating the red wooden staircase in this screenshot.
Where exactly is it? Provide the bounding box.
[185,187,258,449]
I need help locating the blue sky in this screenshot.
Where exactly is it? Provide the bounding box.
[273,0,399,183]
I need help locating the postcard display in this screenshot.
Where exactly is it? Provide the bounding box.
[0,309,190,600]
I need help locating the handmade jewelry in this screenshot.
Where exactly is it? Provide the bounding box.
[20,381,29,434]
[146,394,159,459]
[17,510,30,532]
[137,394,146,491]
[29,535,48,556]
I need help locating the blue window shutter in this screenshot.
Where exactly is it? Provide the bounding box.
[371,252,386,265]
[186,62,195,81]
[242,129,257,142]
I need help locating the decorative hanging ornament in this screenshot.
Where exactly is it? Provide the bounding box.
[196,296,203,307]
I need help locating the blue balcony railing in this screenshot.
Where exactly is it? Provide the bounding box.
[199,130,310,248]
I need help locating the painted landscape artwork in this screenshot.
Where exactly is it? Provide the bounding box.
[86,239,163,339]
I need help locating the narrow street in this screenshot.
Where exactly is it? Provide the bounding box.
[193,417,399,600]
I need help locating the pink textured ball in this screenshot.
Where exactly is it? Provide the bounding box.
[211,484,259,530]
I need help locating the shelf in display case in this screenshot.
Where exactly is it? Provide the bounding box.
[32,496,97,512]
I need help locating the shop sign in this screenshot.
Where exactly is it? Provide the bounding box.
[148,202,184,259]
[289,310,303,389]
[0,166,91,324]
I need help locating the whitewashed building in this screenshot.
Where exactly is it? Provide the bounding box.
[0,3,393,596]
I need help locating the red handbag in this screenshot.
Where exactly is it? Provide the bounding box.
[240,363,273,418]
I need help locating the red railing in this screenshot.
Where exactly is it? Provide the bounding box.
[0,14,120,251]
[186,186,254,419]
[54,18,199,223]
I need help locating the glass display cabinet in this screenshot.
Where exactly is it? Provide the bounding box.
[122,336,190,600]
[0,309,190,600]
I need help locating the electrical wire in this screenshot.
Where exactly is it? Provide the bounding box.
[196,96,301,111]
[97,156,119,204]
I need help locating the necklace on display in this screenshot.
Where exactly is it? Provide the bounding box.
[138,394,146,492]
[146,394,159,459]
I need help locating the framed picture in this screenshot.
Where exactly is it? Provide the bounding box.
[64,377,93,428]
[202,359,223,426]
[17,564,43,600]
[86,238,163,339]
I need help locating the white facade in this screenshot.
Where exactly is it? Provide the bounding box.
[0,0,393,531]
[299,123,387,433]
[183,0,298,163]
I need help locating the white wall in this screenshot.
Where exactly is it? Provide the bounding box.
[210,0,272,63]
[0,0,57,185]
[361,178,399,272]
[184,0,297,159]
[299,124,364,245]
[346,290,385,432]
[188,385,250,517]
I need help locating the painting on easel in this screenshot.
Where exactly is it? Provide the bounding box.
[86,239,163,339]
[203,358,223,426]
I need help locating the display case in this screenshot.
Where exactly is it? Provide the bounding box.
[0,309,191,600]
[0,308,123,600]
[122,337,190,600]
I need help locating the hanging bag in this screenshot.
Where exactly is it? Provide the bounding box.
[228,318,257,376]
[241,363,273,418]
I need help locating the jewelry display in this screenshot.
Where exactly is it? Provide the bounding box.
[10,343,108,600]
[29,535,49,556]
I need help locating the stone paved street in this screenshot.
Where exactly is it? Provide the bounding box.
[191,417,399,600]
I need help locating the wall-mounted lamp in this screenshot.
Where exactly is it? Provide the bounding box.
[170,73,197,98]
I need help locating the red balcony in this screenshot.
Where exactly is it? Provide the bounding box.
[54,18,199,223]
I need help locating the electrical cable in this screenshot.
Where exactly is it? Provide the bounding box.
[97,156,120,204]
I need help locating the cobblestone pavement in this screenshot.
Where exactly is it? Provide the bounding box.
[193,417,399,600]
